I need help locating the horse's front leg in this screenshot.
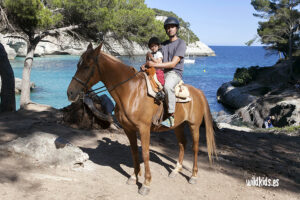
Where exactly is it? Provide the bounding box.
[123,128,141,185]
[188,123,200,184]
[138,125,151,195]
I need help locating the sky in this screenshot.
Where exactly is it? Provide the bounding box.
[144,0,262,46]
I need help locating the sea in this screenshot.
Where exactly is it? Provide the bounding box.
[10,46,279,112]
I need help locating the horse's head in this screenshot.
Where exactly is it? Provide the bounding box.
[67,43,102,102]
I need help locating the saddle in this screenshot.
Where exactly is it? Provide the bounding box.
[143,68,192,126]
[145,67,163,91]
[144,67,191,102]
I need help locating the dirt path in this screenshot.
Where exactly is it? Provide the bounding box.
[0,106,299,200]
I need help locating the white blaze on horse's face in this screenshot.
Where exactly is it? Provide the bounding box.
[67,48,96,102]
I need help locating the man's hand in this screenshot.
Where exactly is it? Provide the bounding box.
[140,64,147,71]
[146,61,155,67]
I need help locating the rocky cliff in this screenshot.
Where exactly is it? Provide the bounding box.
[217,60,300,128]
[0,32,215,59]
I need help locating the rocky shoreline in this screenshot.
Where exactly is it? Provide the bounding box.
[0,32,215,59]
[217,60,300,129]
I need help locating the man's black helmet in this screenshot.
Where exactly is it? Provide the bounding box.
[148,37,161,47]
[164,17,180,29]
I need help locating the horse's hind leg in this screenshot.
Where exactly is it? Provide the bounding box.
[124,129,141,185]
[188,123,200,184]
[169,123,186,178]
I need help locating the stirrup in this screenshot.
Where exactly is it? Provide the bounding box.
[155,91,165,101]
[161,116,174,127]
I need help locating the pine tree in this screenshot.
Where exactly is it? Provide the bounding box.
[3,0,77,108]
[250,0,300,59]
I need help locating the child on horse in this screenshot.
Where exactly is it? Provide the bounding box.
[146,37,165,87]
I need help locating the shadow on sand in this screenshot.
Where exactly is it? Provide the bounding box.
[0,109,299,194]
[80,137,176,178]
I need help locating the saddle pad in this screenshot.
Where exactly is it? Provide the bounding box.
[143,72,191,103]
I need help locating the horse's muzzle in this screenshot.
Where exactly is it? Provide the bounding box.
[67,89,80,102]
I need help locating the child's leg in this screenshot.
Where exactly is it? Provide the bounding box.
[156,69,165,85]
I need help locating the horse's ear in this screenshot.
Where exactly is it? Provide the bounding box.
[95,42,103,54]
[87,43,93,50]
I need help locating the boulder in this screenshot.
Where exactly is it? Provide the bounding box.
[237,88,300,128]
[14,77,36,94]
[212,110,236,124]
[0,132,89,168]
[0,77,35,94]
[217,82,257,110]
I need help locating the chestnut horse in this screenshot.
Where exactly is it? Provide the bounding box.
[67,43,217,195]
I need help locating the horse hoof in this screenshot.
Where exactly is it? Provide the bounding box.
[189,176,197,184]
[138,185,150,196]
[168,171,178,178]
[126,177,136,185]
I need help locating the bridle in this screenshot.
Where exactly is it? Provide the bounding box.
[72,54,141,97]
[72,56,98,92]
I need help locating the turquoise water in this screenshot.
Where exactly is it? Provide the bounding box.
[10,46,279,112]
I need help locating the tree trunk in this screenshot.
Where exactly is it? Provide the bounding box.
[288,31,293,60]
[20,41,36,108]
[0,43,16,112]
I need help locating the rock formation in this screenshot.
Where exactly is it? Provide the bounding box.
[217,60,300,128]
[0,132,89,168]
[0,31,215,59]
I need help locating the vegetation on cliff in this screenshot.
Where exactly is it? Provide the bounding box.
[0,0,199,46]
[232,56,300,87]
[233,66,259,86]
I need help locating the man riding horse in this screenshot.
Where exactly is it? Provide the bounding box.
[67,16,216,196]
[142,17,186,128]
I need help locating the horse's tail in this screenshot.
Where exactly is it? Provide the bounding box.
[202,92,217,164]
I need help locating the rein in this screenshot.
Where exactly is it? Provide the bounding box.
[88,71,141,96]
[72,54,141,97]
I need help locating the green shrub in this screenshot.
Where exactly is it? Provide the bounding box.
[270,125,300,133]
[233,66,259,86]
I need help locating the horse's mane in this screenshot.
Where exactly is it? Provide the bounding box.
[101,51,123,64]
[100,51,138,74]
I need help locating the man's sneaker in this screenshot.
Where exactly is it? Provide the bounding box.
[161,115,174,127]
